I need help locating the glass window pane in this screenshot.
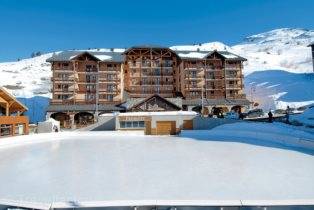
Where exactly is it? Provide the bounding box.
[139,121,145,128]
[120,121,126,128]
[132,121,139,127]
[126,122,132,128]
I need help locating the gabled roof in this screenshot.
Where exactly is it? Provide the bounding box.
[120,94,181,111]
[175,50,247,61]
[0,87,28,113]
[46,51,124,62]
[129,94,181,111]
[123,45,179,57]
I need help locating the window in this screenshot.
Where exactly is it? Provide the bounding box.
[107,84,115,91]
[120,121,145,129]
[57,95,69,100]
[120,121,126,128]
[86,85,96,91]
[86,94,95,100]
[139,121,145,127]
[126,121,132,128]
[132,121,139,127]
[107,94,114,101]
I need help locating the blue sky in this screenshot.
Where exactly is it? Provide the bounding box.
[0,0,314,61]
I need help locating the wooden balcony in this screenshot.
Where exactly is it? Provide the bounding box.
[226,93,247,99]
[53,69,74,73]
[225,65,241,71]
[205,86,224,90]
[184,85,202,90]
[226,84,244,90]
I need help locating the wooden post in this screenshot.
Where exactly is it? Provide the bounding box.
[5,102,9,116]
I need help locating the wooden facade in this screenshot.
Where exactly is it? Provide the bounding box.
[123,47,179,98]
[47,48,248,124]
[181,51,246,100]
[49,52,122,105]
[0,87,29,137]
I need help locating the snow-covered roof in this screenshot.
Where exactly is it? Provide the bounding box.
[175,50,247,61]
[46,51,124,62]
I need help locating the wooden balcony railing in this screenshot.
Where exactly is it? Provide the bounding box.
[226,93,246,99]
[226,84,244,89]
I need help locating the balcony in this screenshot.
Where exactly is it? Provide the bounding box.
[54,69,74,73]
[184,85,202,90]
[225,65,241,71]
[129,86,173,93]
[106,67,118,72]
[52,77,76,82]
[225,76,241,80]
[226,84,244,90]
[205,86,224,90]
[85,68,98,72]
[226,93,247,99]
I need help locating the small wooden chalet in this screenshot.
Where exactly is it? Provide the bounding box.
[0,87,29,137]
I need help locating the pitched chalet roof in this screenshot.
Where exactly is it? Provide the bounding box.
[0,87,28,113]
[175,50,247,61]
[46,51,124,62]
[47,48,246,63]
[119,95,182,110]
[123,45,179,57]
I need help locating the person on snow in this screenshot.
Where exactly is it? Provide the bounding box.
[285,106,290,124]
[268,110,273,123]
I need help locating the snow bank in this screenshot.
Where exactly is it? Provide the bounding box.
[291,106,314,127]
[180,122,314,151]
[274,100,314,110]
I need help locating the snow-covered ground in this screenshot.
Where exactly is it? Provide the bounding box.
[0,53,53,98]
[244,70,314,110]
[0,127,313,207]
[291,106,314,127]
[181,122,314,152]
[232,28,314,75]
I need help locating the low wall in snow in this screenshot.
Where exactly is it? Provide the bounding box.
[192,117,239,130]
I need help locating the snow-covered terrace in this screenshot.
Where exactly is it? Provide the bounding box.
[0,122,314,209]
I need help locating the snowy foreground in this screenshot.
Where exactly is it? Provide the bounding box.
[0,123,314,208]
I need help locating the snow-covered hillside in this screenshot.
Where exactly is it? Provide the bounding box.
[0,53,53,98]
[0,28,313,111]
[233,28,314,75]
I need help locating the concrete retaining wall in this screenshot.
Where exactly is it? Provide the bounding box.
[192,117,239,130]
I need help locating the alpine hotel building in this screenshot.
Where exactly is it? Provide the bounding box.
[46,46,250,128]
